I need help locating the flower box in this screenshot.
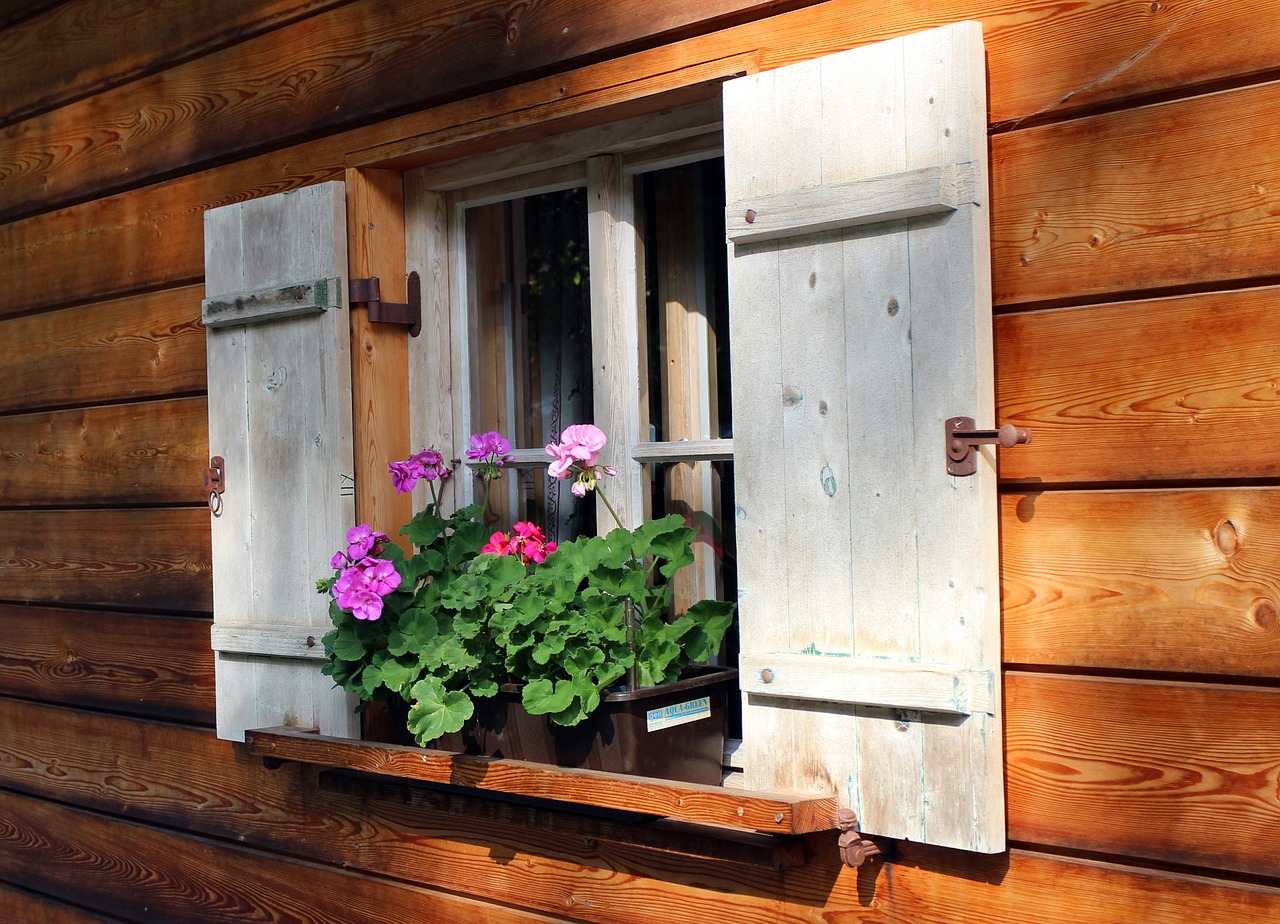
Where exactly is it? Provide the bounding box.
[391,666,737,785]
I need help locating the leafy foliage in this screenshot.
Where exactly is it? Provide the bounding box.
[322,511,734,745]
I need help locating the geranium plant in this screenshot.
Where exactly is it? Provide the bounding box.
[320,424,735,748]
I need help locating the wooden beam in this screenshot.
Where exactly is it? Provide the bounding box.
[345,167,413,543]
[0,0,352,127]
[1001,487,1280,679]
[0,607,214,724]
[1006,671,1280,877]
[0,398,208,506]
[0,509,211,612]
[997,286,1280,484]
[245,725,837,835]
[992,79,1280,307]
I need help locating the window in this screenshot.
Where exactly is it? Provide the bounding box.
[208,20,1004,853]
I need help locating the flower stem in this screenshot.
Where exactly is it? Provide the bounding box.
[595,482,625,532]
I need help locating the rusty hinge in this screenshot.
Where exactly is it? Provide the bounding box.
[945,416,1031,476]
[204,456,225,517]
[349,272,421,337]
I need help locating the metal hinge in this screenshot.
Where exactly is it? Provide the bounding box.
[349,272,421,337]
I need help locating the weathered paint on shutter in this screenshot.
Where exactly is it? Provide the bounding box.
[204,181,359,742]
[725,21,1003,852]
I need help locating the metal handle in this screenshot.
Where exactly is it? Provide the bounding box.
[945,417,1031,476]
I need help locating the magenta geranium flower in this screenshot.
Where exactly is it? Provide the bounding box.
[482,521,556,565]
[389,447,452,493]
[466,431,512,464]
[344,524,388,561]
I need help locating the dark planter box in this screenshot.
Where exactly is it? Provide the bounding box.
[392,666,736,785]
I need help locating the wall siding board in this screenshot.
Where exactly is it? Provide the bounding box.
[1005,672,1280,876]
[0,607,214,723]
[0,398,208,506]
[4,0,1280,921]
[1001,488,1280,678]
[0,791,569,924]
[0,285,206,413]
[996,286,1280,485]
[2,699,1279,923]
[0,0,354,127]
[0,509,211,612]
[992,79,1280,307]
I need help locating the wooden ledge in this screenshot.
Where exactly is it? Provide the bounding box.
[245,726,837,836]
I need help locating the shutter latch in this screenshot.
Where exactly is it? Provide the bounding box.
[349,272,421,337]
[945,417,1031,476]
[204,456,225,517]
[837,810,882,867]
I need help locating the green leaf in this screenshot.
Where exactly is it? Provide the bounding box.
[405,678,475,743]
[520,678,575,716]
[330,626,368,662]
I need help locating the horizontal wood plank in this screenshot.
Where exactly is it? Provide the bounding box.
[0,398,208,506]
[0,702,796,923]
[0,882,115,924]
[246,725,837,835]
[1001,488,1280,678]
[0,606,213,723]
[0,285,207,412]
[7,1,1280,232]
[997,286,1280,484]
[0,0,792,223]
[0,790,567,924]
[0,0,351,127]
[992,80,1280,307]
[3,701,1279,922]
[0,509,211,612]
[1005,672,1280,877]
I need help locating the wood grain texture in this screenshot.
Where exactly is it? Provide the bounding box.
[0,398,208,506]
[996,287,1280,484]
[0,882,116,924]
[0,0,796,223]
[0,790,569,924]
[10,0,1280,226]
[1005,672,1280,877]
[248,726,836,835]
[7,700,1278,923]
[346,167,413,542]
[0,703,796,924]
[992,79,1280,307]
[0,285,206,413]
[0,509,211,612]
[0,0,351,126]
[1002,488,1280,678]
[0,606,213,723]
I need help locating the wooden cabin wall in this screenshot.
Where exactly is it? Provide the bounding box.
[1,0,1278,920]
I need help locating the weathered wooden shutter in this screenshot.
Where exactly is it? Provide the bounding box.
[204,181,360,742]
[725,21,1003,852]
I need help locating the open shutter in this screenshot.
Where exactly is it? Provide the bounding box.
[725,22,1002,852]
[203,181,359,742]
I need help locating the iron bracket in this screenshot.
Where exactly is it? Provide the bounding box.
[204,456,225,517]
[945,416,1031,476]
[837,810,882,868]
[349,272,421,337]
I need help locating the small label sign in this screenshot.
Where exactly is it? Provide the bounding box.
[646,696,711,733]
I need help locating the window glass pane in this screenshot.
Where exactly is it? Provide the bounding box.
[466,187,594,542]
[640,158,738,685]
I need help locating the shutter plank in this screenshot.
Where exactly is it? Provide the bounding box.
[204,181,358,741]
[726,21,1002,852]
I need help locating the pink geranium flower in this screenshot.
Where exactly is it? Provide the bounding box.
[545,424,607,479]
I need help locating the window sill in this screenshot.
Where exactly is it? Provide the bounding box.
[245,726,836,836]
